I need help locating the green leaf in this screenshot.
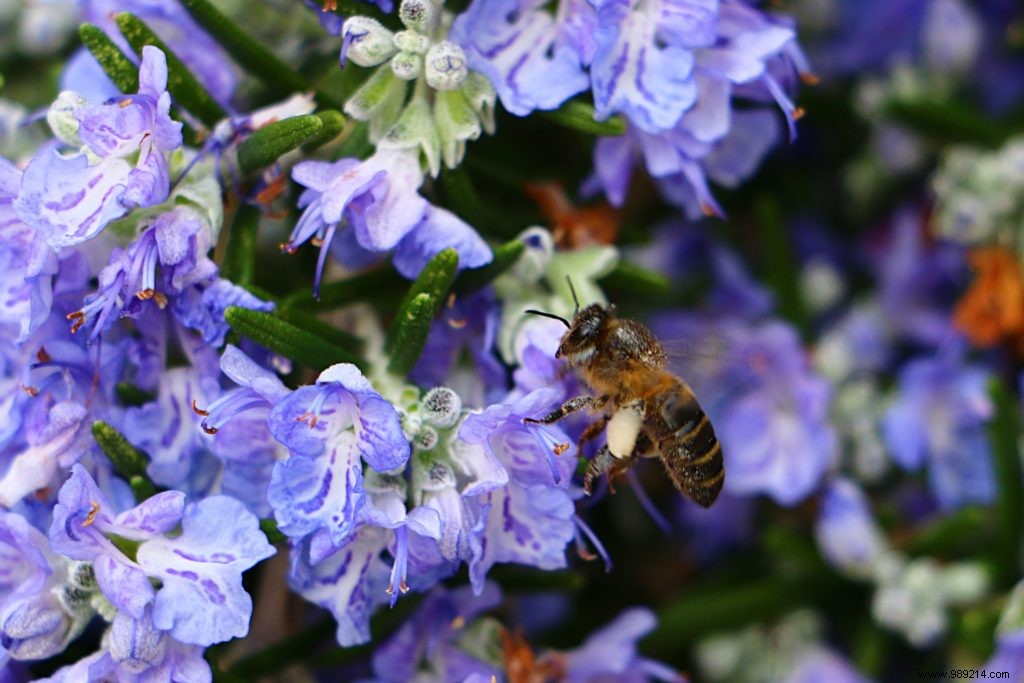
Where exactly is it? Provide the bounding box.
[988,378,1023,586]
[284,265,406,311]
[599,260,670,295]
[179,0,340,109]
[115,13,227,127]
[220,204,261,287]
[130,476,158,502]
[386,293,437,376]
[225,306,365,370]
[92,421,149,479]
[237,114,324,175]
[336,120,374,159]
[453,239,525,294]
[275,306,364,354]
[79,24,139,93]
[539,99,626,136]
[385,248,460,355]
[884,97,1011,148]
[441,166,488,227]
[302,110,347,152]
[756,195,808,337]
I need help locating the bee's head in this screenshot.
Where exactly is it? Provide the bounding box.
[524,277,612,365]
[556,304,611,363]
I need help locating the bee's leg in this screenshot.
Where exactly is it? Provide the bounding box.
[523,395,608,425]
[583,446,616,495]
[576,413,610,453]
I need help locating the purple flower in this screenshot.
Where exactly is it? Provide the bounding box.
[17,47,183,249]
[451,0,593,116]
[559,607,684,682]
[0,512,85,661]
[457,388,577,592]
[0,159,58,343]
[172,278,275,348]
[288,474,444,646]
[814,478,885,577]
[267,363,410,555]
[370,582,503,682]
[783,648,871,683]
[40,610,211,683]
[983,631,1024,679]
[881,348,995,509]
[49,465,274,645]
[288,150,491,291]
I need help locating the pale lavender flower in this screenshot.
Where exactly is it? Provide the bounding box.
[881,348,995,509]
[814,478,885,577]
[49,465,275,646]
[267,363,410,559]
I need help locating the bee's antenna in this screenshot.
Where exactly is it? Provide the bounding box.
[524,309,570,328]
[565,276,580,313]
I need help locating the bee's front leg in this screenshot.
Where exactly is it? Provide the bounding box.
[522,395,608,425]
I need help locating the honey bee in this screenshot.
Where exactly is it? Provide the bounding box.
[524,283,724,508]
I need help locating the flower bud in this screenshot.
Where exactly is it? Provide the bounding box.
[424,41,468,91]
[394,30,430,55]
[422,387,462,427]
[46,90,86,148]
[341,17,397,68]
[415,425,439,450]
[399,0,437,33]
[392,52,423,81]
[109,612,166,674]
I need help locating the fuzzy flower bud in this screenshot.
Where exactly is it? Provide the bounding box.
[392,52,423,81]
[341,17,397,67]
[425,41,467,91]
[399,0,437,34]
[421,387,462,428]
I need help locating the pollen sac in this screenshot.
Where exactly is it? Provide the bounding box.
[398,0,436,34]
[421,387,462,427]
[391,52,423,81]
[425,42,468,91]
[342,17,398,67]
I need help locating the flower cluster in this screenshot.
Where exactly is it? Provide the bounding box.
[3,0,1024,680]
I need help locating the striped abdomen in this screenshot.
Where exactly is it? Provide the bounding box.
[649,383,724,508]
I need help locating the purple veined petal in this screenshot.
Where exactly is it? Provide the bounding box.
[152,209,201,266]
[218,345,289,403]
[467,482,575,593]
[449,438,509,497]
[292,158,360,193]
[288,527,391,647]
[657,0,719,48]
[138,46,169,100]
[361,474,409,529]
[267,430,366,546]
[113,491,187,537]
[451,0,590,115]
[137,496,275,646]
[316,363,376,393]
[0,400,87,509]
[121,143,171,209]
[406,506,442,541]
[591,0,698,133]
[107,610,167,675]
[392,207,493,279]
[319,161,389,226]
[15,147,131,249]
[703,109,781,188]
[695,2,794,84]
[679,71,731,143]
[354,393,411,472]
[353,152,431,252]
[94,554,157,620]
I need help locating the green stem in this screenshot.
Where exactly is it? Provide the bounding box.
[988,379,1023,586]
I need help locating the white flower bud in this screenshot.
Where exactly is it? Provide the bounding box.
[341,17,397,68]
[394,30,430,55]
[415,425,439,450]
[424,41,468,91]
[422,387,462,427]
[109,611,167,673]
[399,0,437,33]
[47,90,86,148]
[391,52,422,81]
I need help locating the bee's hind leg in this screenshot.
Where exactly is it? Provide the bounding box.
[583,446,635,495]
[523,395,608,426]
[576,413,610,453]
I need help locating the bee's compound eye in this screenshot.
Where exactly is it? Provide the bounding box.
[422,387,463,428]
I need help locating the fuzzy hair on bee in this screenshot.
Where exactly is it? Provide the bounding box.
[524,281,724,508]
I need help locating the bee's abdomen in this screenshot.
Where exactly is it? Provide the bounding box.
[653,388,724,508]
